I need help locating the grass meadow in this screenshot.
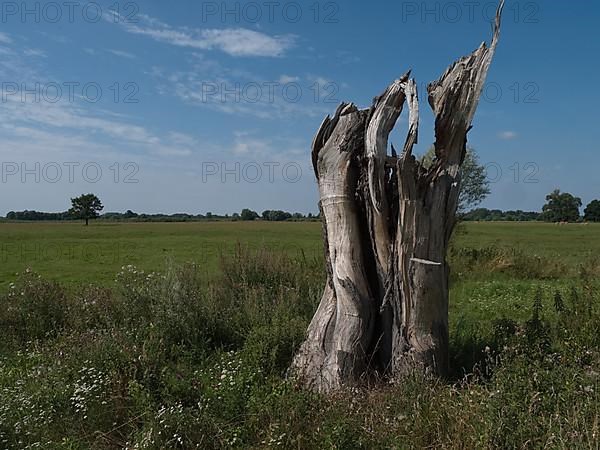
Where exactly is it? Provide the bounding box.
[0,222,323,289]
[2,221,598,288]
[1,221,600,448]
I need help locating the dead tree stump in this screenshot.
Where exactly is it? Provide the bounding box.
[292,2,504,392]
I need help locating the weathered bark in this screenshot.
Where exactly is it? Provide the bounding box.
[292,2,504,392]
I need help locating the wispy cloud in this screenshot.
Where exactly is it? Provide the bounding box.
[106,13,295,57]
[230,131,309,163]
[199,28,294,57]
[0,104,207,180]
[0,32,12,44]
[107,49,136,59]
[151,55,338,119]
[499,131,518,140]
[336,50,360,65]
[232,131,273,157]
[278,75,300,84]
[35,31,68,44]
[24,48,47,58]
[0,43,199,164]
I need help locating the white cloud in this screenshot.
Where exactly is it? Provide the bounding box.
[2,95,156,147]
[0,32,12,44]
[152,146,193,157]
[336,50,360,64]
[35,31,68,44]
[199,28,294,57]
[0,99,203,171]
[278,75,300,84]
[0,45,199,163]
[229,131,309,163]
[309,76,331,87]
[499,131,518,140]
[168,132,199,147]
[232,132,272,157]
[107,49,136,59]
[24,48,47,58]
[107,12,295,57]
[151,59,335,119]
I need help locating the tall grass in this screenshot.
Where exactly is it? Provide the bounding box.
[1,246,599,448]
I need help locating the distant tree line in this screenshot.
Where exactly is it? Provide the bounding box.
[462,209,541,222]
[4,208,320,223]
[5,190,600,224]
[5,210,73,221]
[463,191,600,223]
[260,210,316,221]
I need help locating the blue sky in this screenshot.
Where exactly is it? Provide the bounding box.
[1,0,598,215]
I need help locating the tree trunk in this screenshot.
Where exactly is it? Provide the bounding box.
[292,2,504,392]
[85,217,89,226]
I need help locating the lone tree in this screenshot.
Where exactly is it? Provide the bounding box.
[541,190,582,223]
[70,194,103,226]
[584,200,600,222]
[291,2,504,392]
[421,146,491,214]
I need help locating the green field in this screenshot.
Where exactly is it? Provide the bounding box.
[0,221,323,289]
[2,221,600,448]
[1,221,599,289]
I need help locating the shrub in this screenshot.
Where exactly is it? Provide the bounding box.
[450,246,568,279]
[0,269,69,346]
